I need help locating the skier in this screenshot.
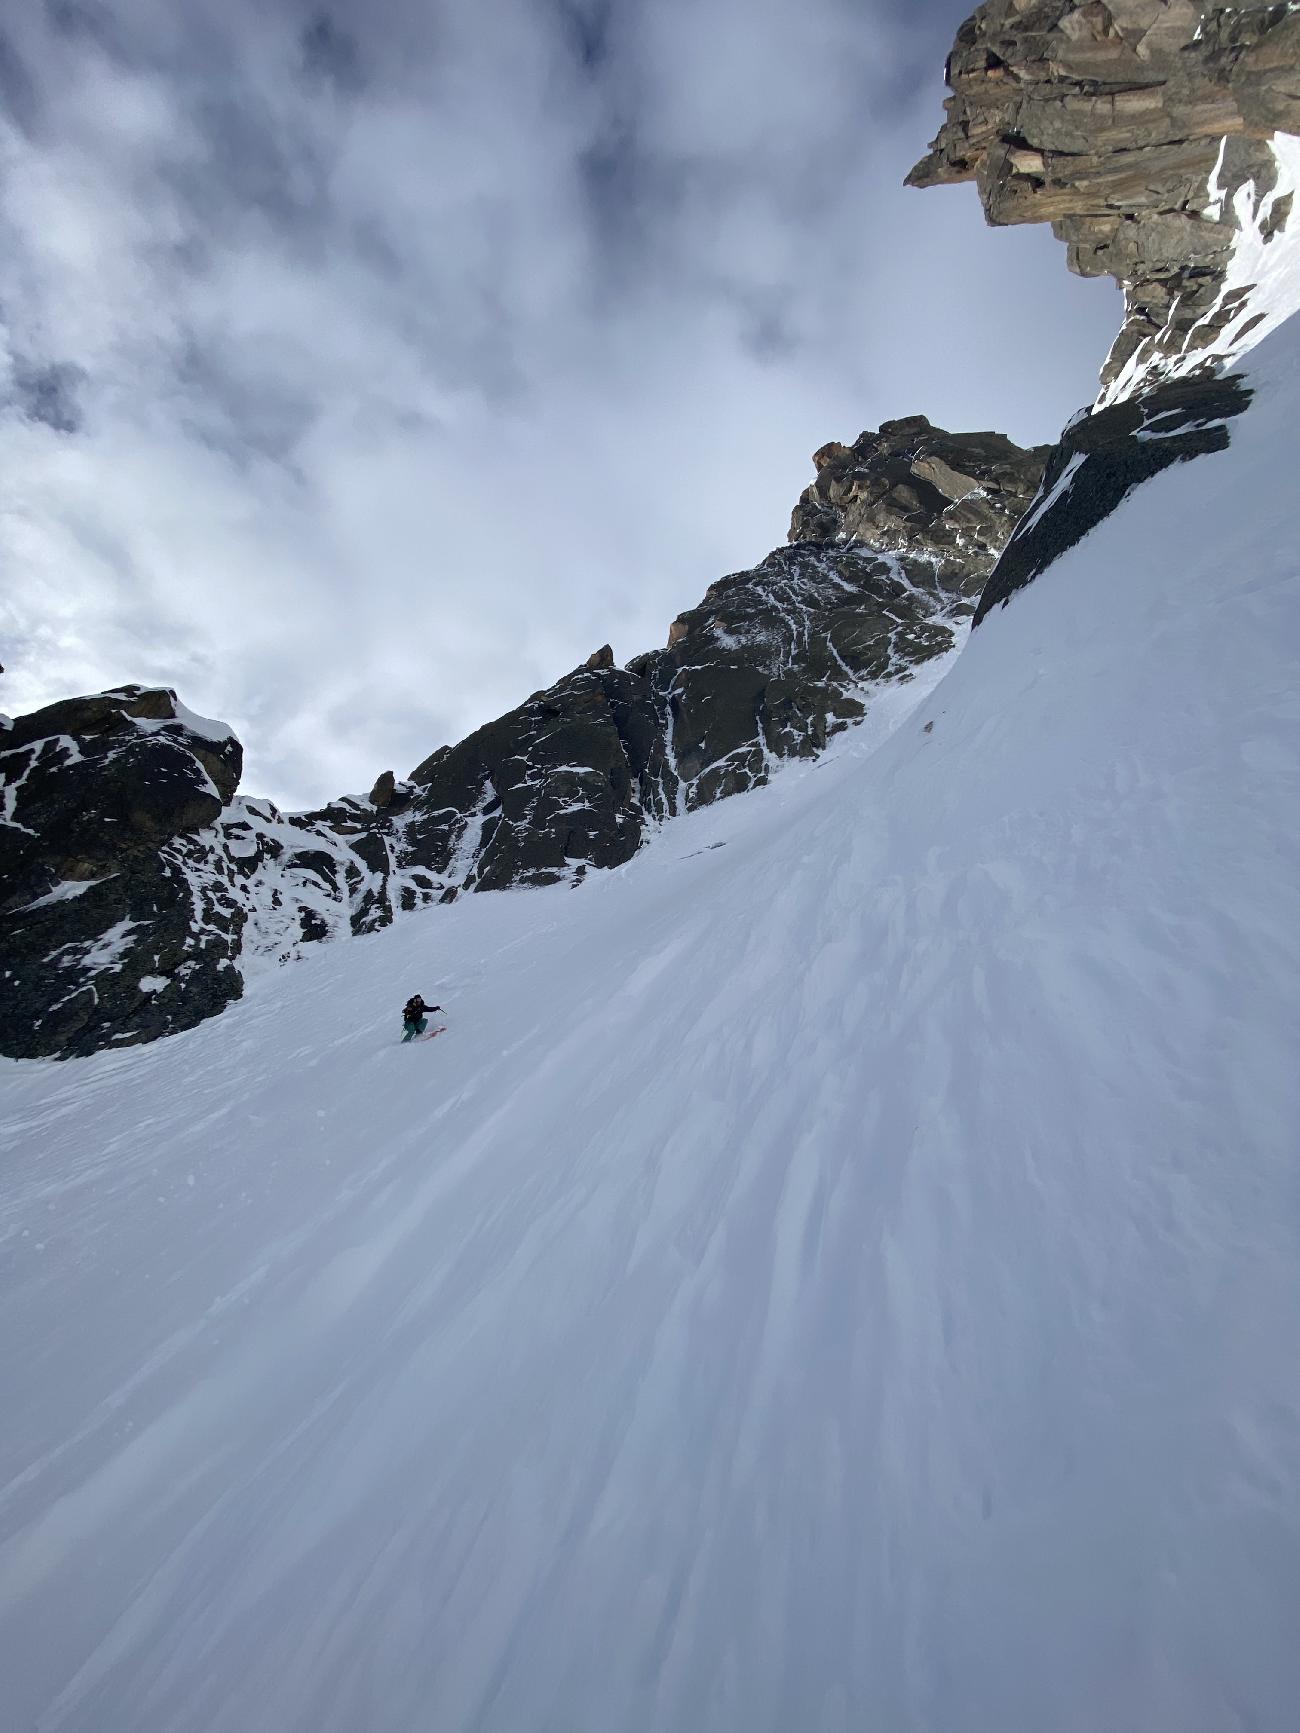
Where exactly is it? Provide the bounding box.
[401,994,443,1042]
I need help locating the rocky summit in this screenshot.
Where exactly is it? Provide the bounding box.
[1,420,1046,1059]
[907,0,1300,396]
[788,416,1050,576]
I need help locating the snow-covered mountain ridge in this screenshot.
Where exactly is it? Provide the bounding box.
[2,266,1298,1733]
[1,418,1048,1059]
[8,0,1300,1062]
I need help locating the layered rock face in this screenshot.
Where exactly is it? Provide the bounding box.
[1,420,1046,1058]
[908,0,1300,396]
[907,1,1300,640]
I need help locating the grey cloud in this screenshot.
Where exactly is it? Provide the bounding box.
[552,0,617,73]
[10,360,87,433]
[0,26,41,134]
[300,13,365,93]
[0,0,1121,807]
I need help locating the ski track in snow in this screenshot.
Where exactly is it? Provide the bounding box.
[3,321,1300,1731]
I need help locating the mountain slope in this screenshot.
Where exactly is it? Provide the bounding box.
[1,418,1046,1060]
[2,310,1298,1730]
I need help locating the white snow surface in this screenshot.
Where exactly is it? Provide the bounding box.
[3,317,1300,1731]
[106,692,236,747]
[7,877,114,915]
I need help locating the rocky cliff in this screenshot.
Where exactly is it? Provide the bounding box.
[0,689,248,1056]
[908,0,1300,398]
[1,419,1046,1058]
[909,0,1300,632]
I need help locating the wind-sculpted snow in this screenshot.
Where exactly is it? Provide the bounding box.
[2,314,1298,1731]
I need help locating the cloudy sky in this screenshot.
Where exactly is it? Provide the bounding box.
[0,0,1120,808]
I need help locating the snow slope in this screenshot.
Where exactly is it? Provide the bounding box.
[2,319,1300,1732]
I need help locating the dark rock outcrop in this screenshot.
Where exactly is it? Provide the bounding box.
[0,688,247,1058]
[638,544,954,805]
[975,369,1253,621]
[2,419,1047,1058]
[908,1,1300,394]
[638,415,1046,809]
[789,416,1050,579]
[636,418,1045,807]
[405,662,667,892]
